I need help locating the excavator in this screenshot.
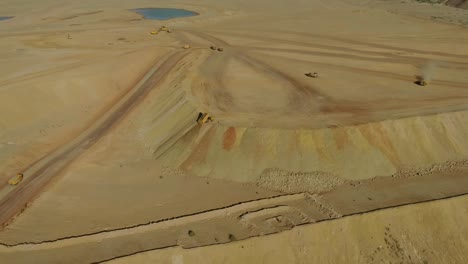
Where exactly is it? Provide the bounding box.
[197,112,214,124]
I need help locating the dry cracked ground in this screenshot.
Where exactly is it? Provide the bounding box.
[0,0,467,263]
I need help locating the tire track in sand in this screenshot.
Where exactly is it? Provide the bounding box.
[184,30,330,113]
[181,30,467,124]
[0,50,190,229]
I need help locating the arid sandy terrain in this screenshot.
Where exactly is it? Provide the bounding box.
[0,0,467,263]
[108,194,468,264]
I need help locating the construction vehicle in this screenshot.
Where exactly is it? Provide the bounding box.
[150,31,159,35]
[217,47,224,52]
[197,112,214,124]
[183,44,191,49]
[160,26,168,31]
[305,72,319,78]
[210,45,217,50]
[417,79,429,86]
[8,173,23,186]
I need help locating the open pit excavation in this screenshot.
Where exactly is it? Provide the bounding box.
[0,0,468,263]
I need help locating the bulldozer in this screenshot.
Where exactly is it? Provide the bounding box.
[197,112,214,124]
[150,31,159,35]
[8,173,23,186]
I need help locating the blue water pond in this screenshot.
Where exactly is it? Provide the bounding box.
[132,8,198,20]
[0,16,13,21]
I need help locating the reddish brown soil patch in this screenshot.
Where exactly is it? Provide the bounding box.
[223,127,237,150]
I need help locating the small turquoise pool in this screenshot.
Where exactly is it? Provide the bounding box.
[0,16,13,21]
[132,8,198,20]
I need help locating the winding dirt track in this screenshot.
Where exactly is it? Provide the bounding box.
[0,50,189,228]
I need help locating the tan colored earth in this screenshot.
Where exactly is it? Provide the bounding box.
[0,0,467,263]
[108,195,468,264]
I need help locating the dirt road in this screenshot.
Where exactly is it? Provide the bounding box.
[0,50,190,228]
[1,0,468,261]
[182,30,468,128]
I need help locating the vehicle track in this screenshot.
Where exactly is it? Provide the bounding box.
[185,30,330,113]
[204,29,468,70]
[216,29,468,60]
[0,50,190,229]
[182,30,468,127]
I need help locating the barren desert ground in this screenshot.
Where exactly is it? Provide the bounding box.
[0,0,467,263]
